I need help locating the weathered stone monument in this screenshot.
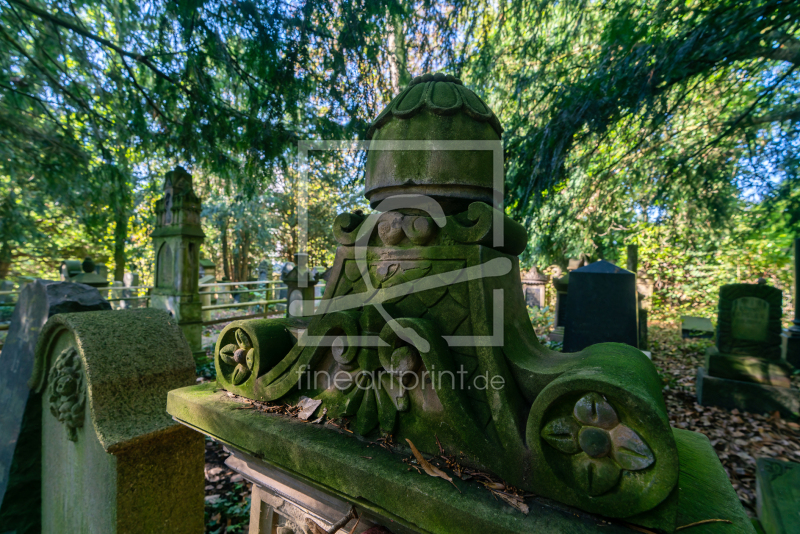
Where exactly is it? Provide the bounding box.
[681,316,715,339]
[697,281,799,416]
[520,267,548,308]
[31,308,204,533]
[627,245,653,351]
[167,73,752,534]
[756,458,800,534]
[783,237,800,368]
[149,166,205,357]
[563,260,639,353]
[60,257,110,288]
[549,266,567,342]
[0,280,110,534]
[199,258,216,280]
[281,253,318,319]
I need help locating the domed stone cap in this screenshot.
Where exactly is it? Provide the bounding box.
[366,73,503,140]
[365,73,504,214]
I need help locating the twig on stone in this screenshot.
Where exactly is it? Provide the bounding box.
[676,519,733,530]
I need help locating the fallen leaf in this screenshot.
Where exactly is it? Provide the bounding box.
[405,439,461,493]
[297,396,323,420]
[312,408,328,424]
[495,491,529,515]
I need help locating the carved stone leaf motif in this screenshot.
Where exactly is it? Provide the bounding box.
[573,454,621,496]
[573,392,619,429]
[541,417,581,454]
[47,347,85,442]
[610,425,655,471]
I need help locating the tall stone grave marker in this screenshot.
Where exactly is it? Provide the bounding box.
[0,280,110,534]
[31,308,204,533]
[697,282,799,416]
[167,73,752,534]
[563,260,639,352]
[520,267,548,308]
[149,166,205,357]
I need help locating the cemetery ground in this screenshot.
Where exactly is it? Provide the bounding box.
[194,320,800,533]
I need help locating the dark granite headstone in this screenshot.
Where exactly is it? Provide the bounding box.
[756,458,800,534]
[0,280,110,534]
[563,260,638,353]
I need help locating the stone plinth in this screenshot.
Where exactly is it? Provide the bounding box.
[168,384,754,534]
[31,309,204,534]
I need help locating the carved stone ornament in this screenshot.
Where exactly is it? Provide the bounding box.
[47,347,86,441]
[214,74,680,523]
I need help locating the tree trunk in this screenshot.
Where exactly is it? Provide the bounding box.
[0,241,11,280]
[221,218,231,281]
[387,5,411,94]
[113,200,128,281]
[240,229,250,281]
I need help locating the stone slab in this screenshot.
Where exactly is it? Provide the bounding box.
[168,383,754,534]
[697,367,800,418]
[0,280,109,534]
[756,458,800,534]
[682,316,715,339]
[706,354,792,388]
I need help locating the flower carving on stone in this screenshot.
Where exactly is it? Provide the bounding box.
[219,329,255,385]
[47,347,86,442]
[541,392,654,496]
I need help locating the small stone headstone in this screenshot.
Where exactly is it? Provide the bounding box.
[563,260,638,353]
[681,316,715,339]
[756,458,800,534]
[0,280,110,532]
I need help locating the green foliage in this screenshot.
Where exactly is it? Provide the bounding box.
[204,483,250,534]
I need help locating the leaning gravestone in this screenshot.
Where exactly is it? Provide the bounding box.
[756,458,800,534]
[167,73,752,534]
[563,260,639,352]
[0,280,110,534]
[697,282,799,417]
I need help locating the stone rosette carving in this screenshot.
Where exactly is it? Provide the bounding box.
[47,347,86,441]
[219,328,256,385]
[541,392,654,496]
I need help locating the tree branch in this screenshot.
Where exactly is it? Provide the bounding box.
[7,0,187,92]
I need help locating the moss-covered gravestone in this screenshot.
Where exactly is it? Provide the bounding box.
[697,283,799,417]
[31,308,204,533]
[150,166,205,358]
[168,73,752,534]
[0,280,110,534]
[756,458,800,534]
